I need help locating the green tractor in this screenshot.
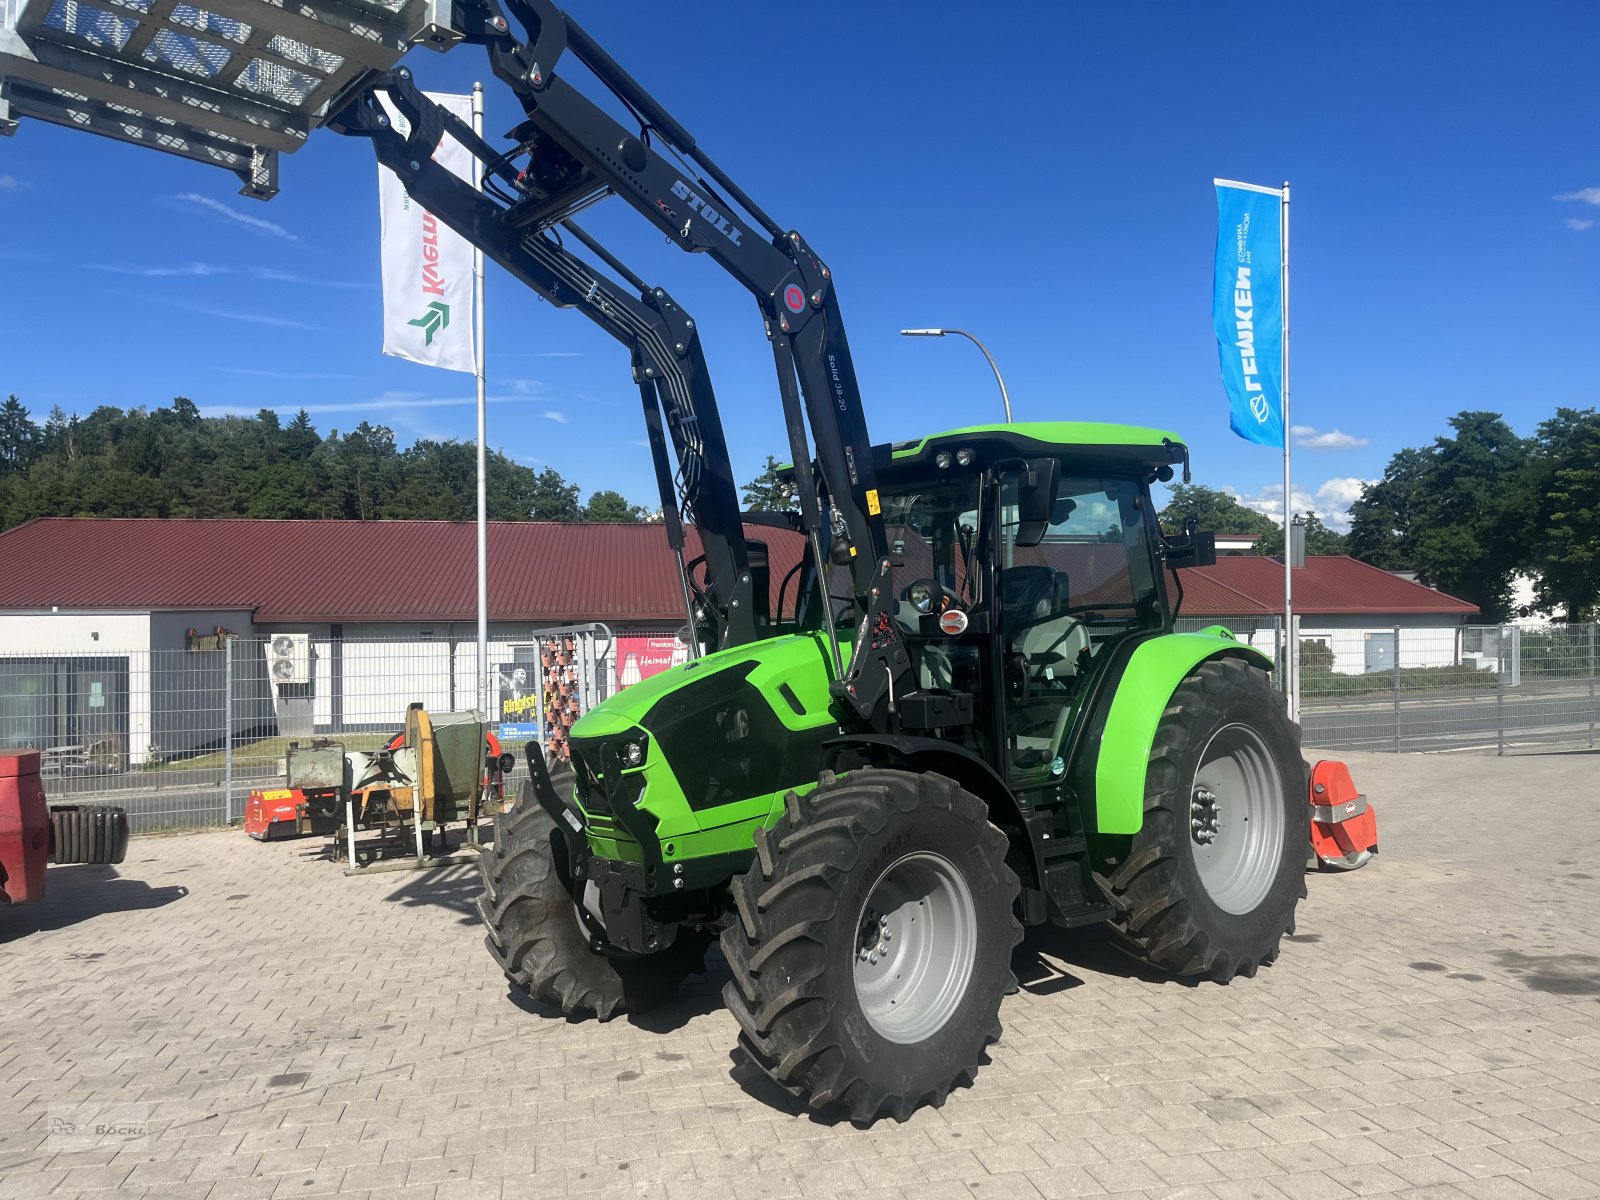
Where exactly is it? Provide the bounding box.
[480,421,1306,1122]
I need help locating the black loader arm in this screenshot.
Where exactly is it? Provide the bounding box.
[443,0,912,722]
[327,69,755,653]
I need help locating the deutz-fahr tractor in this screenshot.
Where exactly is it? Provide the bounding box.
[0,0,1361,1124]
[481,422,1307,1122]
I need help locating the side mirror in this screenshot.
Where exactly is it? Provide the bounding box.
[1166,520,1217,569]
[1014,457,1060,548]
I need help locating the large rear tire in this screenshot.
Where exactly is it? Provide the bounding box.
[477,775,709,1020]
[721,769,1020,1124]
[1100,657,1305,981]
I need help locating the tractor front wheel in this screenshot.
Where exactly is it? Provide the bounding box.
[477,775,709,1020]
[721,769,1020,1124]
[1100,657,1306,981]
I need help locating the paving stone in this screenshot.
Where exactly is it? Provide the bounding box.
[4,751,1598,1200]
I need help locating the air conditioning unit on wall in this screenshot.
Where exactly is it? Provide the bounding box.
[267,633,311,685]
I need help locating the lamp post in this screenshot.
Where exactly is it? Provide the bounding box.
[900,328,1013,423]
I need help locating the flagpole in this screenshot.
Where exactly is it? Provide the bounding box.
[473,80,489,720]
[1280,180,1296,724]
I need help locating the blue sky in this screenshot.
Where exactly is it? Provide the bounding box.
[2,1,1595,529]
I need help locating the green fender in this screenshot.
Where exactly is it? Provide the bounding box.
[1092,627,1275,835]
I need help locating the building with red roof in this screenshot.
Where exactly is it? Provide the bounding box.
[0,518,1476,765]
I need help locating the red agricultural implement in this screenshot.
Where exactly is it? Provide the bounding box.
[1,750,128,906]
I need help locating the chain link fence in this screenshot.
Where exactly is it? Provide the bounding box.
[1296,623,1599,755]
[0,629,648,833]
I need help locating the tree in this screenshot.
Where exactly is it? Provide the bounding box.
[1346,411,1531,621]
[583,489,650,522]
[528,467,582,521]
[741,455,793,512]
[1526,408,1600,621]
[1157,483,1277,538]
[0,395,40,474]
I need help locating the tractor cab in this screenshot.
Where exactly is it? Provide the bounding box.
[783,421,1192,785]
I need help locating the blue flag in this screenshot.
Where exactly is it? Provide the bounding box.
[1213,180,1284,447]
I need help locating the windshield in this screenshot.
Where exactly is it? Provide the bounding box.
[881,477,983,604]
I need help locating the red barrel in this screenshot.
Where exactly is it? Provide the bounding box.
[0,751,50,905]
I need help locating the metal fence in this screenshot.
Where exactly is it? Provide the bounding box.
[5,621,1593,833]
[1296,623,1599,755]
[0,630,631,833]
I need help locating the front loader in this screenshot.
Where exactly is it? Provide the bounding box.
[1,0,1374,1124]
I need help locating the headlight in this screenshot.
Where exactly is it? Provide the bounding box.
[955,447,975,466]
[621,739,646,768]
[935,451,952,469]
[909,582,933,614]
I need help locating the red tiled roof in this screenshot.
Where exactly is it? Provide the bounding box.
[0,518,805,624]
[1173,556,1477,617]
[0,519,1475,623]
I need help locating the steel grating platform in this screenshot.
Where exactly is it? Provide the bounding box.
[0,0,453,197]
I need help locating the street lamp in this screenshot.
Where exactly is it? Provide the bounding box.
[900,328,1013,423]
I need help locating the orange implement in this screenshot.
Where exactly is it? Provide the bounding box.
[1309,759,1378,871]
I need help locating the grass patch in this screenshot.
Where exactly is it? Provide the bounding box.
[1302,664,1498,699]
[145,732,395,772]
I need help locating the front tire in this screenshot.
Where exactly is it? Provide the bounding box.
[1100,657,1306,981]
[477,775,709,1020]
[721,769,1020,1124]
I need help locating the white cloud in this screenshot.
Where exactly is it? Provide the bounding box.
[0,175,26,191]
[218,367,361,381]
[1554,187,1600,206]
[248,266,370,289]
[176,193,299,241]
[1225,477,1375,532]
[203,390,535,418]
[1292,425,1370,451]
[542,410,569,423]
[92,261,229,278]
[169,301,312,329]
[1566,218,1595,232]
[499,378,545,396]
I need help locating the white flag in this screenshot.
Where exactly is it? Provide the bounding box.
[378,91,477,374]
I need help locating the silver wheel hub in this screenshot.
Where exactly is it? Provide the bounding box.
[852,850,978,1045]
[1188,724,1285,915]
[1190,786,1220,845]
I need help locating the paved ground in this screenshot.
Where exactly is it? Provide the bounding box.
[5,748,1600,1200]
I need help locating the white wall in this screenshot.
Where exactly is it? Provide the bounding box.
[0,610,152,764]
[1298,614,1465,675]
[0,610,150,654]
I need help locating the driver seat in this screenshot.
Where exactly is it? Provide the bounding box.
[1002,568,1089,679]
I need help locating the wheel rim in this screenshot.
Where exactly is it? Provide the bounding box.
[852,851,978,1044]
[1189,723,1284,915]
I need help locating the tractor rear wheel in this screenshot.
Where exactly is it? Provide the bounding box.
[1100,657,1305,981]
[478,775,709,1020]
[721,769,1020,1124]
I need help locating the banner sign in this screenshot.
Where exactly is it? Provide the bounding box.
[616,636,686,688]
[1213,180,1285,448]
[379,91,477,374]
